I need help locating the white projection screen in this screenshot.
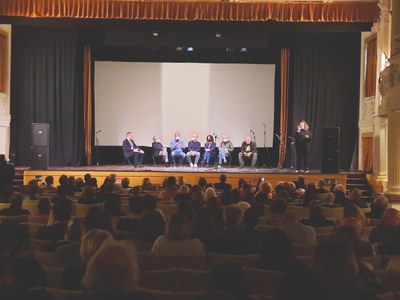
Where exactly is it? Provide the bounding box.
[94,61,275,148]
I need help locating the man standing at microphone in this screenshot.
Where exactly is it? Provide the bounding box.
[294,120,312,173]
[123,132,144,167]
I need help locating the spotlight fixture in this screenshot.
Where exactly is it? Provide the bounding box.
[176,46,184,51]
[240,48,248,53]
[186,47,194,52]
[215,32,222,38]
[152,30,161,37]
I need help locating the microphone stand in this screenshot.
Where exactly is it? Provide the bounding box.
[251,131,257,168]
[95,132,100,166]
[262,123,269,168]
[288,136,295,169]
[214,133,218,171]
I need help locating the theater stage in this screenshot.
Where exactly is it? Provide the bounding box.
[22,165,348,188]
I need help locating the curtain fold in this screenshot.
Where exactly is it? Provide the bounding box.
[0,0,379,22]
[84,45,92,165]
[361,135,373,172]
[365,36,377,98]
[278,48,289,168]
[10,26,84,167]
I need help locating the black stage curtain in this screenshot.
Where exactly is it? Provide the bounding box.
[288,33,360,171]
[10,26,85,166]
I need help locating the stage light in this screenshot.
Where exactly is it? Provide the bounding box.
[187,47,194,52]
[176,47,184,51]
[152,30,161,37]
[215,32,222,38]
[240,48,248,53]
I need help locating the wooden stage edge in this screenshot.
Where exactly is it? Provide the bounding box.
[23,165,349,187]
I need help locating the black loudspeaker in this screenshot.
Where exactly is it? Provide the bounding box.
[31,123,49,147]
[31,146,49,170]
[321,127,340,173]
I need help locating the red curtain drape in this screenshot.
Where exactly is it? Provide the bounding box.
[0,0,379,23]
[83,45,92,165]
[365,36,377,97]
[278,48,289,168]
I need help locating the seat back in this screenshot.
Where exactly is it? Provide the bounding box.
[148,253,208,270]
[178,268,210,292]
[207,252,259,270]
[43,265,64,288]
[74,203,103,218]
[245,268,283,295]
[139,268,179,291]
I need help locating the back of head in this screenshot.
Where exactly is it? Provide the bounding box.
[313,234,358,291]
[340,217,362,234]
[316,179,326,188]
[37,197,51,215]
[219,174,227,183]
[349,188,362,199]
[166,213,192,240]
[223,205,243,230]
[382,208,400,227]
[45,176,54,186]
[81,185,94,198]
[83,209,113,233]
[205,187,217,201]
[9,192,23,210]
[143,194,157,211]
[82,240,139,295]
[121,177,130,189]
[243,207,259,230]
[325,192,335,204]
[237,201,251,213]
[80,229,113,264]
[270,197,288,214]
[165,176,177,189]
[220,189,234,206]
[282,209,298,225]
[374,195,389,209]
[199,177,208,188]
[136,210,165,242]
[65,219,82,242]
[128,195,143,215]
[52,199,72,222]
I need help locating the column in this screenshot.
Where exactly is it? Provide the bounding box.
[386,110,400,199]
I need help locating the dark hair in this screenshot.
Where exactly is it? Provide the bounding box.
[52,200,72,222]
[83,209,113,233]
[165,176,177,189]
[45,176,54,185]
[59,175,68,186]
[166,213,192,240]
[128,195,143,215]
[136,210,165,242]
[220,189,234,206]
[143,194,157,211]
[243,207,259,230]
[219,174,227,183]
[198,177,207,188]
[9,193,23,210]
[270,198,288,214]
[84,173,92,184]
[206,135,214,143]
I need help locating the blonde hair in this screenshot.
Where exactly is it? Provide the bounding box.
[299,120,310,131]
[204,187,217,201]
[82,240,139,295]
[80,229,113,264]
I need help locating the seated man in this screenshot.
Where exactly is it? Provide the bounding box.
[152,135,169,167]
[186,133,201,168]
[238,136,258,169]
[170,133,185,167]
[218,135,234,166]
[122,132,144,167]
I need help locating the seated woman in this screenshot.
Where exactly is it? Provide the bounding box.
[151,213,205,255]
[201,135,216,167]
[152,135,169,167]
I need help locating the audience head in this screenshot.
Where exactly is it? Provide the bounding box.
[84,173,91,184]
[374,195,389,209]
[220,189,234,206]
[198,177,208,188]
[82,240,139,295]
[243,207,259,230]
[340,217,362,234]
[316,179,326,189]
[270,197,288,215]
[121,177,130,189]
[52,200,72,222]
[130,186,142,196]
[259,228,295,271]
[309,201,323,219]
[219,174,227,183]
[142,194,157,211]
[89,177,98,188]
[349,188,362,199]
[204,187,217,202]
[166,213,192,240]
[136,210,165,242]
[313,234,359,292]
[45,176,54,186]
[141,177,152,188]
[65,219,82,242]
[325,192,335,204]
[59,175,68,186]
[83,209,113,233]
[80,229,113,264]
[81,185,94,198]
[165,176,177,189]
[178,185,190,194]
[223,205,243,230]
[282,209,298,225]
[334,184,345,193]
[9,192,23,210]
[128,195,143,215]
[237,201,251,213]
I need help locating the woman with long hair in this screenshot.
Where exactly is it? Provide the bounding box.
[294,120,312,173]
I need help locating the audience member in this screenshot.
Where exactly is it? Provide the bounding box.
[348,188,368,208]
[0,192,30,216]
[338,218,374,257]
[159,176,178,202]
[135,210,165,243]
[302,183,318,207]
[367,195,389,220]
[301,201,335,228]
[151,213,205,255]
[369,208,400,254]
[214,174,232,191]
[78,186,100,204]
[281,209,316,245]
[37,197,51,217]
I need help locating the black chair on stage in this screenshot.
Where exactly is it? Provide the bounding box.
[122,147,132,166]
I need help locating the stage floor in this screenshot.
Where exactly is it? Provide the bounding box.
[22,165,350,188]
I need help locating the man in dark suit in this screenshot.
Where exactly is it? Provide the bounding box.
[123,132,144,167]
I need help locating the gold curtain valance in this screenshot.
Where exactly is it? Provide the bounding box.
[0,0,379,23]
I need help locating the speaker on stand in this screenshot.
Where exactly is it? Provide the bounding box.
[321,127,340,173]
[31,123,49,170]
